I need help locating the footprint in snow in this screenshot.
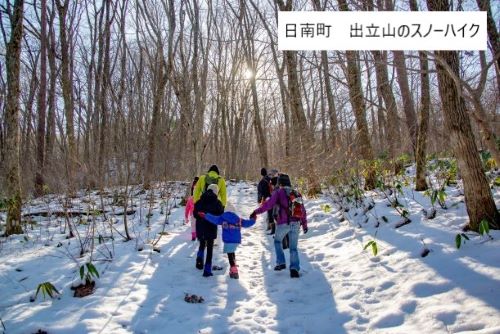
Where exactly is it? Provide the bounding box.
[365,287,375,294]
[334,229,354,239]
[400,300,417,313]
[378,281,395,291]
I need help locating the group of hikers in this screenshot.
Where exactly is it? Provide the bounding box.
[184,165,308,279]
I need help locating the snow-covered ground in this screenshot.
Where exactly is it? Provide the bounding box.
[0,177,499,334]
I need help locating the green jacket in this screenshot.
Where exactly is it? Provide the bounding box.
[193,171,227,207]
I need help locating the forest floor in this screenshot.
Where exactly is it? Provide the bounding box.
[0,167,499,334]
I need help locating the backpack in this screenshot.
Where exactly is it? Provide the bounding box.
[203,174,220,193]
[285,187,304,221]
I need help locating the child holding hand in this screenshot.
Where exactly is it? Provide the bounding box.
[198,211,255,279]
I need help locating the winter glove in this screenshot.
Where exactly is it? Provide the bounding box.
[250,211,257,220]
[303,226,308,234]
[198,212,206,219]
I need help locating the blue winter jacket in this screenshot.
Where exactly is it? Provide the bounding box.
[204,211,255,244]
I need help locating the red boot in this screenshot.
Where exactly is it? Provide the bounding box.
[229,266,239,279]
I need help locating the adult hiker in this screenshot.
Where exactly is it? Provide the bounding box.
[193,184,224,277]
[193,165,227,208]
[250,174,308,278]
[257,168,273,233]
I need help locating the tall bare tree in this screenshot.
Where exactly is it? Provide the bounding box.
[56,0,77,192]
[427,0,500,230]
[475,0,500,91]
[311,0,339,151]
[409,0,430,191]
[34,0,48,196]
[338,0,376,189]
[2,0,24,235]
[384,0,418,153]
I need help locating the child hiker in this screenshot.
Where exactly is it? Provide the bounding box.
[185,177,199,241]
[193,183,224,277]
[198,211,256,279]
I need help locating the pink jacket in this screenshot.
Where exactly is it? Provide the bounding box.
[185,196,194,220]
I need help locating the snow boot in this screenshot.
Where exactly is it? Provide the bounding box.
[274,264,286,271]
[203,263,213,277]
[229,266,239,279]
[290,269,300,278]
[196,251,204,270]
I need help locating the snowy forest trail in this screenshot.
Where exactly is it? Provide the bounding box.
[1,181,499,334]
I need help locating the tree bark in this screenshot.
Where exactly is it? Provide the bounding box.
[34,0,48,196]
[56,0,77,193]
[311,0,338,150]
[4,0,25,236]
[45,7,57,165]
[393,51,418,153]
[414,51,430,191]
[249,0,291,157]
[98,0,113,187]
[372,50,400,160]
[338,0,376,189]
[384,0,418,153]
[321,51,339,150]
[427,0,500,230]
[475,0,500,91]
[409,0,430,191]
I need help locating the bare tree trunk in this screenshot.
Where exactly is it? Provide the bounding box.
[56,0,77,193]
[377,94,386,153]
[475,0,500,91]
[190,0,212,175]
[272,0,310,158]
[45,8,57,166]
[144,49,167,189]
[34,0,48,196]
[408,0,430,191]
[249,0,291,157]
[311,0,339,150]
[4,0,24,235]
[463,52,500,166]
[249,75,269,167]
[338,0,375,189]
[144,0,175,188]
[98,0,113,187]
[393,51,418,153]
[415,51,430,191]
[384,0,418,153]
[22,63,37,165]
[427,0,500,230]
[372,50,400,160]
[321,51,339,150]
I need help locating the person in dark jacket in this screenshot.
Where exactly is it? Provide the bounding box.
[193,184,224,277]
[257,168,273,233]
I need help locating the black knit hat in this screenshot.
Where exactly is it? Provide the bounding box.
[278,173,291,187]
[261,168,267,177]
[208,165,220,174]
